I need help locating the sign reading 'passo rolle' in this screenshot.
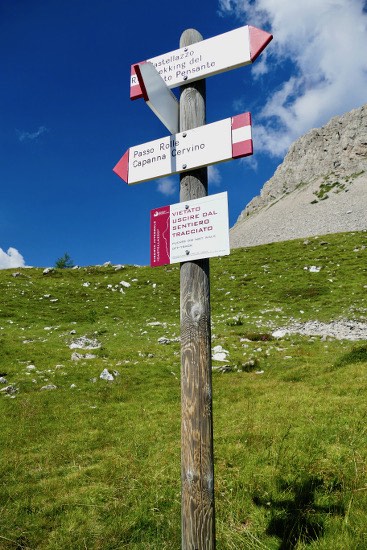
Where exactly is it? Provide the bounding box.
[113,113,252,185]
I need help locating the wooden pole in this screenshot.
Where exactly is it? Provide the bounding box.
[179,29,216,550]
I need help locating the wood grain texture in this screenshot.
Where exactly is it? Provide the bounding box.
[180,28,216,550]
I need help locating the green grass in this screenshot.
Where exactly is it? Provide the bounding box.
[0,230,367,549]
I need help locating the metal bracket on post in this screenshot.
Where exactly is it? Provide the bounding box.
[134,62,179,134]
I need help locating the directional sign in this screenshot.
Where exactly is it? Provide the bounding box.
[130,25,272,100]
[134,62,179,134]
[150,192,229,267]
[113,112,252,185]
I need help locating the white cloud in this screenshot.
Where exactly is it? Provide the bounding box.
[219,0,367,156]
[17,126,48,142]
[208,165,222,186]
[157,177,177,196]
[0,247,26,269]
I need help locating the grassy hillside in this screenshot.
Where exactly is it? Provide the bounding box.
[0,231,366,549]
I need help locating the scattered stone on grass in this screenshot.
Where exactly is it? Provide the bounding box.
[272,329,287,339]
[158,336,179,344]
[0,385,18,395]
[71,352,96,361]
[212,345,229,362]
[303,265,322,272]
[69,336,101,350]
[272,319,367,341]
[26,365,37,371]
[100,369,114,381]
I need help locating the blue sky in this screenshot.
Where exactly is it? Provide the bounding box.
[1,0,366,268]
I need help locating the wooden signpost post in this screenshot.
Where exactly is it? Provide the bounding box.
[179,29,215,549]
[113,24,272,550]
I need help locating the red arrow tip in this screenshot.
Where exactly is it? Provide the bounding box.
[130,64,144,101]
[113,150,129,183]
[249,26,273,62]
[133,64,149,102]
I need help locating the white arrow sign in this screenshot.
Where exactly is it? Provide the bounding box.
[134,62,179,134]
[130,25,272,100]
[113,113,252,185]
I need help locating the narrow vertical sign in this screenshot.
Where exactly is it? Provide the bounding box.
[150,205,171,267]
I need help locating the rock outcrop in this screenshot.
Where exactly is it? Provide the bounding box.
[230,104,367,248]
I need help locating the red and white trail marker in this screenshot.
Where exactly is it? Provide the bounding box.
[130,25,272,100]
[134,62,179,134]
[150,192,230,267]
[113,112,252,185]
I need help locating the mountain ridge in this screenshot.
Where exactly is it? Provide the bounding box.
[230,104,367,248]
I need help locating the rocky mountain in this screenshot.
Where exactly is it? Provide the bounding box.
[230,104,367,248]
